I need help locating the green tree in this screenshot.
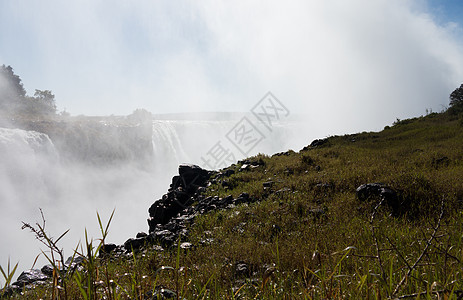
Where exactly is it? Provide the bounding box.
[0,65,27,112]
[127,108,152,124]
[33,89,57,114]
[449,84,463,115]
[0,65,26,97]
[450,84,463,107]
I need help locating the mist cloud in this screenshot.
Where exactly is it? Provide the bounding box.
[1,1,462,136]
[0,127,171,276]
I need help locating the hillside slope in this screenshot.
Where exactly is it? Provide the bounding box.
[5,111,463,299]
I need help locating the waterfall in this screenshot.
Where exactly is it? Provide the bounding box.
[0,128,59,205]
[152,120,191,166]
[150,116,309,170]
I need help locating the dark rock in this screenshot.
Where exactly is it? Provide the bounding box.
[153,230,177,247]
[218,195,234,206]
[356,183,400,216]
[221,180,230,188]
[0,285,18,297]
[99,243,118,256]
[124,237,147,252]
[149,164,211,232]
[238,159,265,167]
[301,138,329,151]
[41,264,54,277]
[175,164,210,191]
[239,192,250,200]
[310,139,328,147]
[234,193,250,205]
[221,169,235,177]
[146,287,177,299]
[169,175,181,189]
[272,150,294,157]
[164,222,184,233]
[136,232,148,238]
[263,181,274,188]
[13,269,48,286]
[357,183,388,201]
[196,186,206,194]
[65,256,85,270]
[172,213,196,223]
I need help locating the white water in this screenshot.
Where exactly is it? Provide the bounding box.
[0,115,310,283]
[151,117,310,168]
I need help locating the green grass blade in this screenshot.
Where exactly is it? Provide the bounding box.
[55,228,70,244]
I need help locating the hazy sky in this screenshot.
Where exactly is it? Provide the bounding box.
[1,0,463,133]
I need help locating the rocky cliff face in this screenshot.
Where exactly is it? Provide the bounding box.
[19,119,154,167]
[120,163,259,252]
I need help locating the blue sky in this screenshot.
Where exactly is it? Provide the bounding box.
[1,0,463,135]
[428,0,463,26]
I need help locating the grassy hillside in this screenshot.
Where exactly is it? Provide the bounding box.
[3,111,463,299]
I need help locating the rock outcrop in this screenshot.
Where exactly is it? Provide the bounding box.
[148,164,213,231]
[122,164,258,252]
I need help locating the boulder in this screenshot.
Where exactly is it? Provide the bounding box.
[234,193,250,205]
[40,265,54,277]
[174,164,211,192]
[310,139,328,147]
[356,183,400,216]
[99,243,118,256]
[149,165,212,232]
[301,138,329,151]
[13,269,48,286]
[64,256,85,271]
[124,237,149,252]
